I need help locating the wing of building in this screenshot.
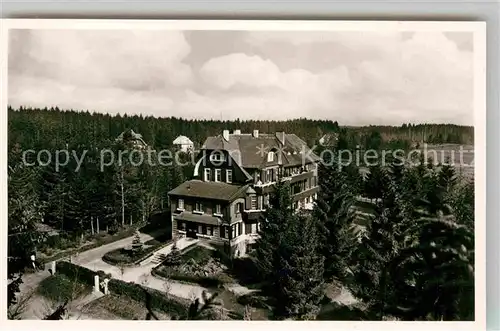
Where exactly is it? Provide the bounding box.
[168,129,320,257]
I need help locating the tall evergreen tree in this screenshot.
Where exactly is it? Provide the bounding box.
[314,159,358,283]
[389,217,474,321]
[276,212,325,320]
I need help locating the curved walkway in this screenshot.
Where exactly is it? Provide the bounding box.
[71,234,208,301]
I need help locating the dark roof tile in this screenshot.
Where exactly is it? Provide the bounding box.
[168,180,248,201]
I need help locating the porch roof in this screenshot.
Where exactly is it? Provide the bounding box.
[173,211,222,226]
[168,180,248,201]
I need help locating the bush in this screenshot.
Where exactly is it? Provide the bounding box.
[107,278,189,318]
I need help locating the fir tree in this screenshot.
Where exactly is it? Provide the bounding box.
[252,177,293,282]
[314,159,357,283]
[131,230,143,255]
[164,241,182,266]
[276,212,325,320]
[389,217,474,321]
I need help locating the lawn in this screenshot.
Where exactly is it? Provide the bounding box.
[37,274,92,304]
[80,294,172,320]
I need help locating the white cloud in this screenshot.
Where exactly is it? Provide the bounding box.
[8,29,474,126]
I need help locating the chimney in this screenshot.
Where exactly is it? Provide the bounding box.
[223,130,230,141]
[276,131,285,145]
[252,129,259,138]
[233,129,241,135]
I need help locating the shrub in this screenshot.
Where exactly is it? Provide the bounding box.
[107,278,189,318]
[164,242,182,266]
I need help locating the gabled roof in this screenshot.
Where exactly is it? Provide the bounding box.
[173,135,194,145]
[168,180,249,201]
[116,129,148,146]
[319,133,339,146]
[202,132,320,169]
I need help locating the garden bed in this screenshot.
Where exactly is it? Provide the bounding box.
[152,245,233,288]
[102,233,173,266]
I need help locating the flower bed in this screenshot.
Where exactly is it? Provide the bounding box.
[152,246,233,288]
[102,235,173,267]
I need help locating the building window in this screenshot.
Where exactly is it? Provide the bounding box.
[204,168,211,181]
[210,151,224,162]
[236,202,243,214]
[215,169,222,182]
[207,226,213,236]
[250,196,257,210]
[215,204,221,215]
[177,221,186,231]
[195,202,203,213]
[225,227,229,239]
[267,151,274,162]
[238,222,242,236]
[226,170,232,183]
[178,198,184,210]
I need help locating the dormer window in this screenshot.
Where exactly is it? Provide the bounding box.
[267,151,275,162]
[210,150,225,163]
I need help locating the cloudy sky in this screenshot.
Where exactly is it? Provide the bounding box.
[8,29,474,126]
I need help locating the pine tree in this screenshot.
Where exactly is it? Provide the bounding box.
[7,151,45,312]
[314,159,357,283]
[350,162,413,320]
[131,230,143,255]
[389,217,474,321]
[164,241,182,266]
[276,212,325,320]
[252,178,293,282]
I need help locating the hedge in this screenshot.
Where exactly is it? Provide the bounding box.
[107,278,190,318]
[40,226,144,264]
[57,261,99,287]
[56,260,190,318]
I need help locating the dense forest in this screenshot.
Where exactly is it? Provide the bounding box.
[7,106,475,320]
[254,153,474,320]
[8,106,473,151]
